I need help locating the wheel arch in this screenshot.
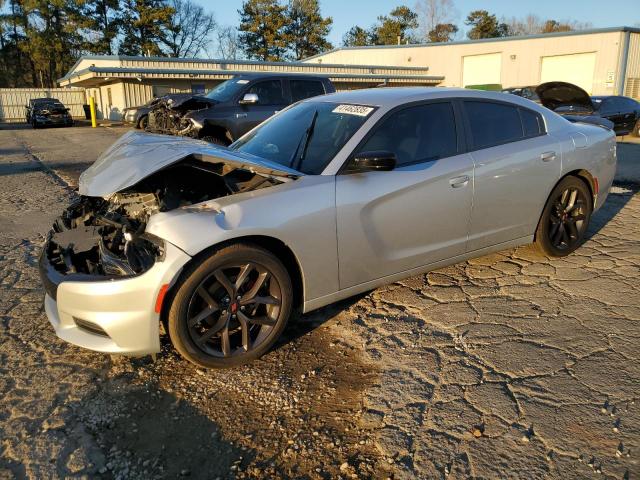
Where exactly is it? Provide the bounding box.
[533,170,595,241]
[198,121,233,144]
[160,235,305,328]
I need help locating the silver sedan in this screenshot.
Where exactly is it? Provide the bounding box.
[40,88,617,368]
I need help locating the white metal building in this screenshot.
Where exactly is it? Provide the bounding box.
[304,26,640,98]
[57,56,443,120]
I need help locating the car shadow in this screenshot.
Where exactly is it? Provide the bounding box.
[55,376,254,479]
[585,183,638,240]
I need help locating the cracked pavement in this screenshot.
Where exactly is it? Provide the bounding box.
[0,125,638,479]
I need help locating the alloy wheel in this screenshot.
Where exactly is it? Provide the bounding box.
[548,187,588,250]
[186,262,282,358]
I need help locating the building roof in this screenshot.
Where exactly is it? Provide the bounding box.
[304,26,640,61]
[58,55,443,87]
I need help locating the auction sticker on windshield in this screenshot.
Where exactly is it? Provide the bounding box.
[332,104,374,116]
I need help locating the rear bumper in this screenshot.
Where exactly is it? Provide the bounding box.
[41,242,191,355]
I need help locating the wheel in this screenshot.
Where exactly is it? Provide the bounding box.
[535,176,592,257]
[167,243,293,368]
[32,120,39,129]
[200,135,229,146]
[137,115,148,130]
[633,119,640,138]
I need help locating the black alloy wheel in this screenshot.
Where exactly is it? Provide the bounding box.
[168,243,292,368]
[535,176,592,257]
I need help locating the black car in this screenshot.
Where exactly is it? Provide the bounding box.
[26,98,73,128]
[536,82,640,136]
[146,73,336,145]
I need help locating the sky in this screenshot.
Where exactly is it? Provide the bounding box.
[201,0,640,46]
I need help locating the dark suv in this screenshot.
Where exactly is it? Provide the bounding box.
[146,73,336,145]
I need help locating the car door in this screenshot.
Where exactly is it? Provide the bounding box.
[335,101,475,289]
[235,79,287,136]
[597,97,626,134]
[462,100,561,251]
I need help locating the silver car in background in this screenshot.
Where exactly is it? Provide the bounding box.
[40,88,616,368]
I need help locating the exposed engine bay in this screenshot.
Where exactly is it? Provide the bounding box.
[45,156,288,278]
[147,95,215,137]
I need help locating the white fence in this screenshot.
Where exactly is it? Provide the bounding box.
[0,88,87,123]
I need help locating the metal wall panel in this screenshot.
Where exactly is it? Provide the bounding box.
[625,33,640,99]
[0,88,86,122]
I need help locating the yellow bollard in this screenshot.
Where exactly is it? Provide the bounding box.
[89,96,97,128]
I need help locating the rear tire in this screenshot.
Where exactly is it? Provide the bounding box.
[534,176,592,257]
[633,119,640,138]
[167,243,293,368]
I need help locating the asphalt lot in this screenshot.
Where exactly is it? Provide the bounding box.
[0,123,639,479]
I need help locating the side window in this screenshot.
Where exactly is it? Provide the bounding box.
[357,102,458,167]
[246,80,285,105]
[520,108,544,137]
[465,101,523,149]
[290,80,326,102]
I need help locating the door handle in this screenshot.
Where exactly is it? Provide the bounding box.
[449,175,469,188]
[541,151,556,162]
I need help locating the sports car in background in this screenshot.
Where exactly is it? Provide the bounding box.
[536,81,640,136]
[40,88,616,368]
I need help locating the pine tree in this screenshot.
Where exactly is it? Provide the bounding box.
[373,6,419,45]
[284,0,332,60]
[238,0,288,61]
[119,0,174,56]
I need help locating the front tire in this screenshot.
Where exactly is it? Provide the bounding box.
[633,119,640,138]
[167,243,293,368]
[535,176,592,257]
[137,115,148,130]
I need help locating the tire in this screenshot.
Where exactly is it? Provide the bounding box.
[200,135,229,146]
[535,176,592,257]
[32,120,39,129]
[167,243,293,368]
[137,115,148,130]
[633,119,640,138]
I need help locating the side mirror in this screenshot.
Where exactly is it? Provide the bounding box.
[240,93,259,105]
[345,151,396,173]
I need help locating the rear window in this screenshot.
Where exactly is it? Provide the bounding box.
[465,101,523,148]
[290,80,325,102]
[520,108,544,137]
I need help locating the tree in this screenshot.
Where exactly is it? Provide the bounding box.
[414,0,456,41]
[238,0,288,61]
[342,25,372,47]
[164,0,216,57]
[76,0,122,55]
[465,10,509,39]
[215,25,240,60]
[119,0,175,56]
[428,22,457,42]
[284,0,332,60]
[373,5,419,45]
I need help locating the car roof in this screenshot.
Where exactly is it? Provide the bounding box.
[304,87,535,108]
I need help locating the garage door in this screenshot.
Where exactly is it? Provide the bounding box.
[540,53,596,93]
[462,53,502,88]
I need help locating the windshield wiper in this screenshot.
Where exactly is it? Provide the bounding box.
[289,109,318,170]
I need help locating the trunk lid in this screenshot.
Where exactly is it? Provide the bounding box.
[536,82,594,113]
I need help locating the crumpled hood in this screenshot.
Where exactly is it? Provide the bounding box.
[536,82,594,112]
[79,131,302,197]
[152,93,215,109]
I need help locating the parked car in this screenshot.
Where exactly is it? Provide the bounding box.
[26,98,73,128]
[145,73,336,145]
[122,102,152,129]
[40,88,616,368]
[536,81,640,136]
[502,86,540,102]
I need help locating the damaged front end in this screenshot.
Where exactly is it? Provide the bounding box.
[146,94,215,137]
[40,132,301,300]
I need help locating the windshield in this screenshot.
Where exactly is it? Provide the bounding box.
[205,78,248,102]
[230,101,375,174]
